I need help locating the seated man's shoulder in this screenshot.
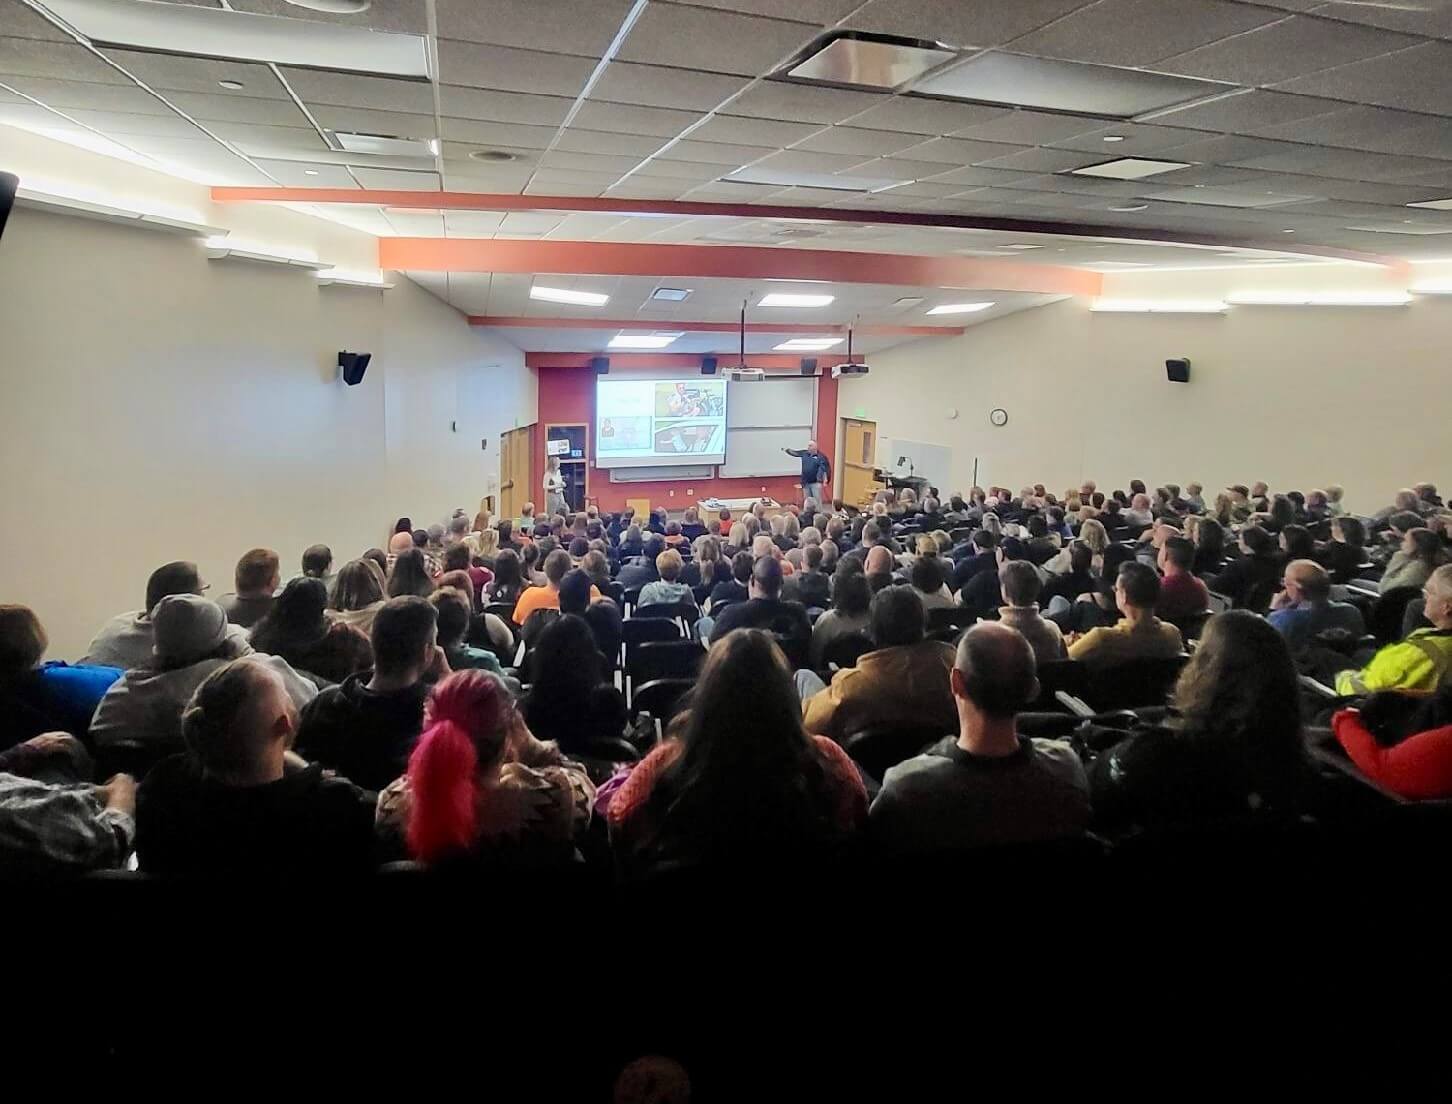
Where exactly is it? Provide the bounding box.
[1026,737,1090,785]
[879,737,959,790]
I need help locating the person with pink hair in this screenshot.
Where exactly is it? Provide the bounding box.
[375,670,594,866]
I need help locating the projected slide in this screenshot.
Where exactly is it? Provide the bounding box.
[596,378,728,468]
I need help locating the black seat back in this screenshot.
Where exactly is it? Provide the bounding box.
[927,606,976,632]
[632,678,694,723]
[1082,654,1189,712]
[822,631,874,671]
[1029,659,1089,712]
[630,640,706,683]
[841,726,948,783]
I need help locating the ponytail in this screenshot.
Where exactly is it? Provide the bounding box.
[406,719,478,863]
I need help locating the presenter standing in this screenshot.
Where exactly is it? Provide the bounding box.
[544,456,567,518]
[783,440,831,509]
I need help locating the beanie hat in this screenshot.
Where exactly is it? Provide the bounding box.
[152,594,229,666]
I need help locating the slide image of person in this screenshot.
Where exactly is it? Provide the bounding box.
[597,416,651,451]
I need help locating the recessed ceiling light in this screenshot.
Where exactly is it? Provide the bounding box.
[609,332,684,349]
[1007,244,1041,250]
[333,131,435,157]
[1108,204,1149,212]
[1102,135,1125,142]
[758,293,835,307]
[1282,228,1295,233]
[651,288,691,302]
[775,338,844,351]
[1070,158,1192,181]
[893,296,925,306]
[531,285,609,307]
[783,30,956,91]
[927,302,995,315]
[470,149,519,163]
[218,79,245,90]
[303,169,320,176]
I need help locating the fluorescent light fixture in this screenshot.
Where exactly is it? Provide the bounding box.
[725,167,908,192]
[218,80,245,90]
[1226,291,1412,306]
[530,285,609,306]
[41,0,431,78]
[14,185,224,236]
[202,236,328,269]
[608,332,684,349]
[1103,135,1125,142]
[909,53,1231,118]
[758,293,835,307]
[651,288,692,302]
[1411,279,1452,294]
[317,269,395,289]
[333,132,437,158]
[1407,198,1452,211]
[927,302,995,315]
[1071,158,1192,181]
[893,296,925,306]
[1091,299,1228,313]
[1108,204,1149,212]
[1143,187,1314,208]
[783,31,955,91]
[775,338,845,350]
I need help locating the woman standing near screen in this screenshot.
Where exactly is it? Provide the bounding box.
[544,456,567,518]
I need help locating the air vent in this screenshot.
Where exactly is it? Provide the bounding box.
[470,149,520,163]
[781,31,956,91]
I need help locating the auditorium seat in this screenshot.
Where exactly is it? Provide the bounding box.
[632,678,694,731]
[629,640,705,685]
[927,607,976,633]
[1077,655,1189,713]
[841,725,950,783]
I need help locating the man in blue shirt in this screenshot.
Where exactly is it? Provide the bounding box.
[1267,559,1365,653]
[783,440,831,509]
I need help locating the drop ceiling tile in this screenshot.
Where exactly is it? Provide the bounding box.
[1231,147,1449,182]
[440,140,542,164]
[355,167,441,190]
[720,81,887,124]
[205,121,328,149]
[1276,42,1452,116]
[1154,133,1308,164]
[436,0,637,56]
[839,156,960,180]
[1,76,177,115]
[278,68,435,113]
[846,0,1098,50]
[974,146,1099,173]
[604,177,695,200]
[570,100,705,137]
[250,158,360,187]
[680,180,789,201]
[436,40,597,97]
[844,97,1012,136]
[538,149,645,174]
[1157,15,1418,84]
[674,0,864,21]
[1256,105,1452,161]
[554,128,662,157]
[0,37,132,84]
[615,5,818,77]
[524,173,618,196]
[587,61,751,112]
[1005,0,1279,66]
[1302,2,1452,39]
[752,149,882,174]
[310,105,436,139]
[1046,122,1212,156]
[62,109,204,138]
[229,0,429,34]
[437,86,575,126]
[759,185,870,205]
[791,125,924,156]
[442,211,506,235]
[101,49,285,98]
[1281,177,1447,205]
[0,101,74,129]
[439,118,558,148]
[440,162,534,191]
[1151,89,1346,135]
[685,114,824,147]
[894,136,1026,165]
[877,180,970,197]
[633,158,726,181]
[1,0,73,41]
[163,90,312,127]
[656,140,779,166]
[924,165,1043,187]
[945,109,1105,146]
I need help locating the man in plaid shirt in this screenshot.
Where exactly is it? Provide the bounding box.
[0,734,135,872]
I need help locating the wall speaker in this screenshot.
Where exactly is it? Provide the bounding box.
[1166,357,1191,384]
[701,356,718,376]
[592,356,610,375]
[339,350,372,386]
[800,358,818,376]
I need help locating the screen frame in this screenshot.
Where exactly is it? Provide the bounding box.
[593,375,729,470]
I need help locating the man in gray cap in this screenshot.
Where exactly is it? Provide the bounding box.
[90,595,317,757]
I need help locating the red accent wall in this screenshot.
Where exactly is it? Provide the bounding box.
[532,358,841,514]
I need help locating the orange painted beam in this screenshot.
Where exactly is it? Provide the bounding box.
[471,316,965,336]
[211,186,1404,268]
[380,237,1100,295]
[524,352,864,370]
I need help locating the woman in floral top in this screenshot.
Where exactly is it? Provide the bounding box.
[376,670,594,867]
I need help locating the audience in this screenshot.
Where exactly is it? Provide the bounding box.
[218,548,280,629]
[707,551,753,613]
[1317,516,1368,584]
[82,560,244,670]
[329,558,387,635]
[487,548,527,607]
[513,549,601,627]
[1209,525,1280,612]
[521,614,628,768]
[249,577,372,685]
[1267,560,1365,653]
[706,557,811,652]
[300,544,334,589]
[1335,565,1452,695]
[1067,563,1184,669]
[1155,537,1210,622]
[870,623,1090,852]
[1,605,120,749]
[1380,528,1442,594]
[136,658,377,875]
[0,733,136,872]
[996,560,1066,665]
[639,548,697,610]
[808,568,872,670]
[429,587,503,675]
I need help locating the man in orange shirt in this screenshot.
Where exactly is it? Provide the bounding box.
[511,550,601,626]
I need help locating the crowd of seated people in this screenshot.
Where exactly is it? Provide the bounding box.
[3,474,1451,881]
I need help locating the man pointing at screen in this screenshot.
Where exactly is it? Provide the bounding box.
[784,440,831,509]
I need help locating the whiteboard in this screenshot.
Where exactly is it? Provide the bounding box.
[726,377,816,428]
[718,427,813,478]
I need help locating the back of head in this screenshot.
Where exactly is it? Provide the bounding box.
[529,614,601,700]
[449,515,469,540]
[910,554,944,595]
[804,544,824,573]
[1068,540,1093,574]
[955,622,1038,719]
[999,559,1042,607]
[146,560,202,613]
[1288,559,1331,601]
[657,548,684,582]
[371,595,437,677]
[1280,524,1315,561]
[731,550,754,584]
[388,531,414,556]
[251,576,328,654]
[301,544,333,578]
[412,529,430,549]
[864,545,894,577]
[1162,535,1195,572]
[543,548,572,586]
[558,568,593,614]
[832,568,871,616]
[181,658,281,778]
[1270,495,1296,527]
[1334,516,1365,547]
[152,594,233,669]
[1080,518,1108,553]
[1390,510,1423,535]
[1117,561,1161,610]
[569,537,589,558]
[1174,610,1301,761]
[1241,525,1273,557]
[752,555,784,599]
[871,585,925,648]
[1408,527,1441,563]
[387,548,435,599]
[579,552,608,587]
[972,528,997,552]
[0,605,47,674]
[407,669,512,863]
[428,587,472,647]
[441,543,472,574]
[644,534,665,561]
[1026,513,1048,538]
[752,534,776,561]
[332,559,384,611]
[862,520,882,546]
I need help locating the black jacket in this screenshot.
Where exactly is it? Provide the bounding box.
[708,598,812,646]
[136,753,377,876]
[708,579,749,610]
[1208,553,1280,611]
[783,570,831,610]
[616,558,659,592]
[294,673,430,791]
[953,551,998,592]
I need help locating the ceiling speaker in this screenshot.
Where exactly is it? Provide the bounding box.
[1166,357,1191,383]
[338,350,372,386]
[592,356,610,375]
[800,358,818,376]
[701,356,718,376]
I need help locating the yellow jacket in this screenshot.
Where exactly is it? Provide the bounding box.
[803,640,957,742]
[1335,629,1452,696]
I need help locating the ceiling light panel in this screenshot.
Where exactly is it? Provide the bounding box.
[724,168,907,192]
[333,132,437,157]
[926,302,996,314]
[609,332,684,349]
[784,32,957,91]
[1070,158,1192,180]
[775,338,845,350]
[531,285,610,306]
[758,293,835,307]
[651,288,692,301]
[1407,198,1452,211]
[1142,186,1316,207]
[41,0,431,78]
[909,53,1232,118]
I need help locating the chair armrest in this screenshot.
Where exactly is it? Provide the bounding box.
[1055,690,1095,718]
[1298,674,1339,699]
[1346,583,1380,599]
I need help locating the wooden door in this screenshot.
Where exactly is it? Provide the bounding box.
[499,423,535,520]
[840,417,881,508]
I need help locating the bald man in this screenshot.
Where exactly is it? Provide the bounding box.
[864,544,897,593]
[1267,559,1364,652]
[784,439,831,509]
[868,623,1090,853]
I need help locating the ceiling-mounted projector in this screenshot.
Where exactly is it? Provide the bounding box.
[728,367,765,382]
[831,362,870,379]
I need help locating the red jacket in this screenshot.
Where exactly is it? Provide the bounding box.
[1333,709,1452,801]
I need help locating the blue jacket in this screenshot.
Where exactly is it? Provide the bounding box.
[787,448,831,485]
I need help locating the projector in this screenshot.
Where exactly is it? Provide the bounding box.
[728,367,765,382]
[830,362,870,379]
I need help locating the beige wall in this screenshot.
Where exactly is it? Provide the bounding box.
[848,296,1450,513]
[0,206,533,659]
